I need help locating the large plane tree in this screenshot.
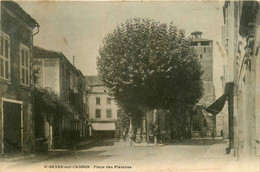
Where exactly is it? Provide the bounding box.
[97,18,203,138]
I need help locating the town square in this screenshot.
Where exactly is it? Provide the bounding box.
[0,1,260,171]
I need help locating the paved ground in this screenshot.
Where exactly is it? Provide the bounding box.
[0,138,258,172]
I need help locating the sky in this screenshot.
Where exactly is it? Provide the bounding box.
[18,1,225,96]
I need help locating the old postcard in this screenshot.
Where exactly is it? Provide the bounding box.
[0,0,259,171]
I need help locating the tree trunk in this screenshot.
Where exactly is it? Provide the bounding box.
[154,109,159,145]
[189,113,193,139]
[141,113,147,144]
[177,105,187,140]
[128,117,133,146]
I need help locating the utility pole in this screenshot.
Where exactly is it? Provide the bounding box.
[213,114,216,140]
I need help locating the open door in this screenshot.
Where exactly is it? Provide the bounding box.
[2,100,22,154]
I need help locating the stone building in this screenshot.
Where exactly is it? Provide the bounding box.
[84,76,118,138]
[33,46,88,149]
[223,0,260,161]
[190,31,216,137]
[207,1,260,162]
[0,1,39,154]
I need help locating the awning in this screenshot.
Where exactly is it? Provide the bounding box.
[92,122,116,131]
[205,93,228,115]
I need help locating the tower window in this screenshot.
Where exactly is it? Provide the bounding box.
[201,42,210,46]
[96,97,100,105]
[191,42,198,46]
[200,55,203,59]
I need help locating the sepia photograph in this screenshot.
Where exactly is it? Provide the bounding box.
[0,0,259,171]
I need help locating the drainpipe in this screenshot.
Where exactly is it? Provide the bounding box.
[32,24,40,36]
[32,23,40,153]
[225,82,235,153]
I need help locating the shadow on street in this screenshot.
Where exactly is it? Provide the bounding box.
[77,138,116,150]
[164,138,227,146]
[0,138,117,169]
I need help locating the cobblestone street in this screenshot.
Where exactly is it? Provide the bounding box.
[0,138,250,172]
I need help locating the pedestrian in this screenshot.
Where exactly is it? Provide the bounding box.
[161,130,166,143]
[123,130,126,141]
[116,128,120,142]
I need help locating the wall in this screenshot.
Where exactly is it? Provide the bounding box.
[192,41,214,82]
[34,58,60,94]
[88,86,118,121]
[199,82,215,105]
[222,1,260,162]
[0,6,35,154]
[236,4,260,161]
[192,40,215,105]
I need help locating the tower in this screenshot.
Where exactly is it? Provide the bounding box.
[191,31,216,137]
[191,31,213,82]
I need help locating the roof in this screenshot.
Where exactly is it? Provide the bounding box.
[191,38,212,42]
[191,31,203,35]
[2,1,39,28]
[33,46,84,77]
[84,76,104,86]
[33,46,65,59]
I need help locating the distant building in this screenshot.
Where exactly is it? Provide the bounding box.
[85,76,118,138]
[0,1,39,154]
[191,31,214,82]
[190,31,216,137]
[33,46,88,149]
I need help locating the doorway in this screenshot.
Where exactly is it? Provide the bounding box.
[2,99,23,154]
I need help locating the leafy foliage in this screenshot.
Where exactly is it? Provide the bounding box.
[115,108,130,132]
[97,18,203,116]
[34,87,73,121]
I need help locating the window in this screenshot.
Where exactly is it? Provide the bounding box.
[204,47,207,53]
[20,44,30,86]
[106,109,112,118]
[96,97,100,105]
[95,109,101,118]
[191,42,198,46]
[107,97,112,104]
[0,32,10,80]
[200,55,203,59]
[201,42,210,46]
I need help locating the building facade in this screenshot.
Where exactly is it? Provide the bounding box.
[0,1,39,154]
[85,76,118,138]
[33,46,88,149]
[213,0,260,162]
[190,31,216,137]
[223,1,260,161]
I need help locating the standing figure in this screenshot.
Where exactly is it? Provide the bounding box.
[116,128,120,142]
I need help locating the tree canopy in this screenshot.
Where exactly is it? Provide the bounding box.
[34,87,73,121]
[97,18,203,115]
